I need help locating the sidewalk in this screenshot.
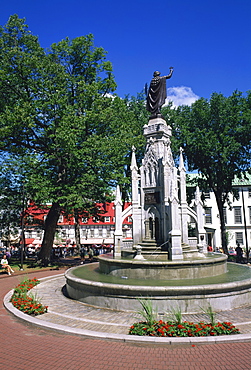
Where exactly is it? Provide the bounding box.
[1,268,251,369]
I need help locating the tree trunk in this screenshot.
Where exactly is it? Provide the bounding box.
[38,202,61,266]
[214,191,228,255]
[74,210,81,251]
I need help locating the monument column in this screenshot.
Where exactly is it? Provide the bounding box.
[169,179,183,260]
[195,186,207,253]
[179,148,189,244]
[114,185,123,258]
[130,146,142,246]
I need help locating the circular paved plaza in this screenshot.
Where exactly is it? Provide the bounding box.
[1,268,251,369]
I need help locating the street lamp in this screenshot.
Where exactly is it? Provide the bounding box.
[20,182,25,270]
[240,180,249,263]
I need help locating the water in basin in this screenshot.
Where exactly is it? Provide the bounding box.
[72,262,251,287]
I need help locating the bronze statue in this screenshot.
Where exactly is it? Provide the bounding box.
[146,67,173,117]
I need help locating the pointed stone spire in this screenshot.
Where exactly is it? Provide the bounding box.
[179,147,186,172]
[115,184,122,207]
[195,185,202,205]
[130,145,138,172]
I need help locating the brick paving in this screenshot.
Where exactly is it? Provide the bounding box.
[1,268,251,369]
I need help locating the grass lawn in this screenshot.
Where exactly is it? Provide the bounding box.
[1,255,82,276]
[0,259,62,276]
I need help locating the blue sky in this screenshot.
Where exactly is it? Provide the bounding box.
[1,0,251,105]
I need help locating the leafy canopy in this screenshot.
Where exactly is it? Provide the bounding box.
[167,91,251,252]
[0,15,147,215]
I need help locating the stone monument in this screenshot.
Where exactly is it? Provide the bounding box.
[129,68,207,260]
[65,70,251,314]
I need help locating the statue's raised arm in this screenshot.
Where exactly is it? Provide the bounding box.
[146,67,174,117]
[164,67,174,79]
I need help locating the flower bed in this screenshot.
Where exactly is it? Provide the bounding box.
[10,277,48,315]
[129,320,240,337]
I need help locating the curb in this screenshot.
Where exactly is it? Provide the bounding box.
[3,274,251,345]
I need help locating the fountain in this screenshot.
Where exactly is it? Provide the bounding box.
[65,72,251,314]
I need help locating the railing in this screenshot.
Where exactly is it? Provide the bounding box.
[150,240,169,256]
[122,240,133,249]
[188,237,198,247]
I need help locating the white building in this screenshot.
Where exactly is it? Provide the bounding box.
[188,173,251,251]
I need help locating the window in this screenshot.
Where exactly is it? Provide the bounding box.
[93,217,99,223]
[82,217,88,223]
[235,232,243,245]
[127,216,133,223]
[223,207,227,224]
[204,207,212,224]
[248,188,251,198]
[234,207,242,224]
[26,215,34,224]
[90,229,94,237]
[204,191,210,199]
[26,230,33,238]
[104,216,110,223]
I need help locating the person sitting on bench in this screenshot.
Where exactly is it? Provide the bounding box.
[1,254,14,275]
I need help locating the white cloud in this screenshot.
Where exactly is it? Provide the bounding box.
[165,86,199,107]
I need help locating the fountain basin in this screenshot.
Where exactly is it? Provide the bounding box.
[98,253,227,280]
[65,261,251,313]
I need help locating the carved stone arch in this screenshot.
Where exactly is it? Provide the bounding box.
[144,144,158,186]
[188,213,198,238]
[146,206,161,241]
[144,142,158,169]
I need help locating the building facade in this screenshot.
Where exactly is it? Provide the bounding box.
[4,174,251,253]
[23,202,132,248]
[188,174,251,252]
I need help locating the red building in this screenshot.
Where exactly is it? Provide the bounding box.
[24,202,132,247]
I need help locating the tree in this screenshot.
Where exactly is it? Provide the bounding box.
[0,15,147,264]
[169,91,251,253]
[0,167,24,248]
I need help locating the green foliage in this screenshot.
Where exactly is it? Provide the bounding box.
[129,320,240,337]
[0,15,147,261]
[201,304,216,326]
[10,277,48,315]
[0,157,26,245]
[166,306,183,325]
[136,298,157,326]
[166,91,251,252]
[130,300,239,337]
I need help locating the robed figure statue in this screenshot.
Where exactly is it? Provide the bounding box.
[146,67,173,117]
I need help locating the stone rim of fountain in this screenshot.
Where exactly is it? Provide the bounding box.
[65,262,251,313]
[65,262,251,294]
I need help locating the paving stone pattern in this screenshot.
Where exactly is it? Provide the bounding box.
[33,275,251,335]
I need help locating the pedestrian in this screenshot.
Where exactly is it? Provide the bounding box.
[89,247,94,262]
[80,246,85,264]
[1,254,14,275]
[235,243,243,263]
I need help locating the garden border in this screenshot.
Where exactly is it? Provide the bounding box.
[3,274,251,344]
